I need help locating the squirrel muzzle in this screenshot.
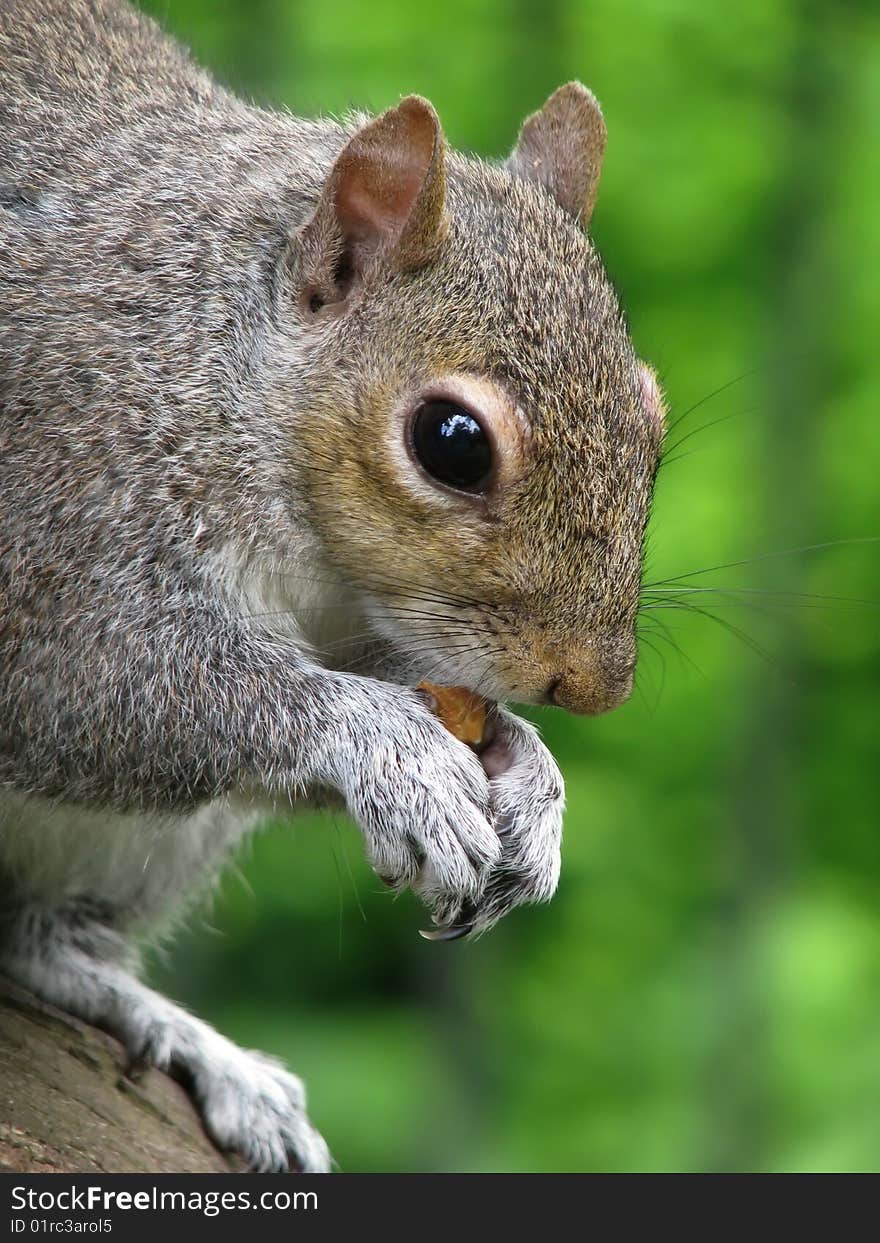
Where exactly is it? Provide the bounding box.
[544,643,637,716]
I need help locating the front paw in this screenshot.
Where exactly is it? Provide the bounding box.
[463,709,565,934]
[340,689,502,923]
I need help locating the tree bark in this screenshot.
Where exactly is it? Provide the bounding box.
[0,976,238,1173]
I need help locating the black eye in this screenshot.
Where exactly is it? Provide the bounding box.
[410,400,492,492]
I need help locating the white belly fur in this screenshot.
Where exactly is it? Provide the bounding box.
[0,787,262,928]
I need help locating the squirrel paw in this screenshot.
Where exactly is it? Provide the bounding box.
[449,708,565,935]
[0,929,331,1175]
[192,1046,331,1173]
[193,1044,330,1168]
[129,1006,330,1172]
[339,687,502,920]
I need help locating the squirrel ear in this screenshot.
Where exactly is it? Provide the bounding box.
[300,96,447,306]
[507,82,607,226]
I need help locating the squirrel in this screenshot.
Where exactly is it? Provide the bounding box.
[0,0,665,1172]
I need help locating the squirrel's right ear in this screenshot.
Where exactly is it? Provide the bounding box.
[507,82,607,227]
[298,96,447,310]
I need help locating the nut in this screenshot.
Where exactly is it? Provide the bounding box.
[416,681,491,750]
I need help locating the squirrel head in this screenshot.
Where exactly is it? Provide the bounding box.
[287,85,665,715]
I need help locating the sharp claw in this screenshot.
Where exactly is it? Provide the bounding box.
[418,923,473,942]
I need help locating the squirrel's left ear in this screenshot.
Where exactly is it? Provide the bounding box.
[507,82,607,226]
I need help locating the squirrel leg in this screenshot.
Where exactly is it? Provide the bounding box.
[0,899,331,1173]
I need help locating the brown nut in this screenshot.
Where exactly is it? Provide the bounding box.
[416,681,491,750]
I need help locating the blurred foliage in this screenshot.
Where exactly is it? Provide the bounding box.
[139,0,880,1171]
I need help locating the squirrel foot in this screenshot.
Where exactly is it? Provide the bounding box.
[0,902,331,1173]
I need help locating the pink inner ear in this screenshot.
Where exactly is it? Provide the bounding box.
[338,155,427,245]
[638,363,666,436]
[338,177,402,245]
[335,112,436,251]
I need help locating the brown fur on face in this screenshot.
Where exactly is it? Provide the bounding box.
[292,117,663,713]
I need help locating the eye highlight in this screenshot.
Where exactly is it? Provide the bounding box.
[410,400,493,493]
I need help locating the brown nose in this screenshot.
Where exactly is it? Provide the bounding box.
[548,662,635,716]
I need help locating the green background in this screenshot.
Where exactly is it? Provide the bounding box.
[139,0,880,1172]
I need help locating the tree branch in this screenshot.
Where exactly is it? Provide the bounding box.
[0,976,238,1173]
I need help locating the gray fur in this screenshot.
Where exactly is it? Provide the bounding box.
[0,0,662,1171]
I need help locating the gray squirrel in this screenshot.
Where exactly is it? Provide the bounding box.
[0,0,665,1172]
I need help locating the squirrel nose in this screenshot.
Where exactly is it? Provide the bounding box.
[547,657,635,716]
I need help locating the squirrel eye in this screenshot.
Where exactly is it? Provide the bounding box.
[410,400,492,493]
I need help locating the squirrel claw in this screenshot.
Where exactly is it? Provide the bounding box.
[418,922,473,942]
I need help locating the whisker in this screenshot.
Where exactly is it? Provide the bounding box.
[246,556,497,614]
[642,538,880,590]
[641,585,878,607]
[634,636,667,713]
[639,617,703,678]
[643,598,777,666]
[329,563,494,611]
[659,404,760,464]
[663,370,755,439]
[443,645,506,686]
[640,594,877,617]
